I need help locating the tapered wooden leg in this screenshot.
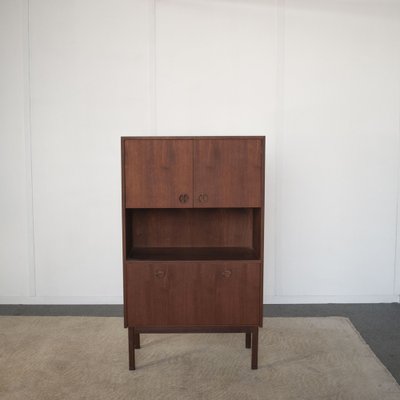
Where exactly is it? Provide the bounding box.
[251,327,258,369]
[134,332,141,349]
[128,327,135,370]
[245,332,251,349]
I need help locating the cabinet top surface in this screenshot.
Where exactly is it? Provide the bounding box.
[121,136,265,141]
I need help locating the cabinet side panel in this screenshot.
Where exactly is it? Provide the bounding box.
[122,139,127,327]
[260,137,265,326]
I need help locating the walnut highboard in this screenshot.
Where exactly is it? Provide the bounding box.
[121,136,265,369]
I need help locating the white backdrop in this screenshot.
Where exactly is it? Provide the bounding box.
[1,0,400,304]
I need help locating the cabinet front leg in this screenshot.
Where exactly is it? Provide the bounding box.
[251,327,258,369]
[245,332,251,349]
[128,327,136,370]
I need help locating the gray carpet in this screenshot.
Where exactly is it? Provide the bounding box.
[0,316,399,400]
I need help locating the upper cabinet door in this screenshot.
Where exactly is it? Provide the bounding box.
[124,139,193,208]
[194,138,264,207]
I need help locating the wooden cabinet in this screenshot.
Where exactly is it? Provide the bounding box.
[122,136,265,370]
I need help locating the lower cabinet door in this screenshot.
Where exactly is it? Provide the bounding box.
[126,262,261,326]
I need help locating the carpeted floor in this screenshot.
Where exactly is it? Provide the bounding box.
[0,316,399,400]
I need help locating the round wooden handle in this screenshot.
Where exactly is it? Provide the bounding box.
[221,269,232,278]
[179,194,189,203]
[198,194,208,203]
[155,270,165,278]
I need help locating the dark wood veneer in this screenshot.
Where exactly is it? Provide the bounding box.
[194,138,263,207]
[126,262,261,326]
[127,208,255,248]
[122,136,265,370]
[127,247,259,261]
[124,139,193,208]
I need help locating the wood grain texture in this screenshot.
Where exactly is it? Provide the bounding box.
[126,262,261,326]
[194,138,263,207]
[124,139,193,208]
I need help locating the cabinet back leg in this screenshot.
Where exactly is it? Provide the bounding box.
[245,332,251,348]
[135,332,141,349]
[251,327,258,369]
[128,327,136,370]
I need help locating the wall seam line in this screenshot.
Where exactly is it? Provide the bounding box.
[274,0,285,297]
[154,0,157,135]
[23,0,36,297]
[148,0,157,136]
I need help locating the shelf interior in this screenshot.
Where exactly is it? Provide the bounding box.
[125,208,261,261]
[128,247,258,261]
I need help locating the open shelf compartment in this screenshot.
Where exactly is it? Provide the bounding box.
[125,208,262,261]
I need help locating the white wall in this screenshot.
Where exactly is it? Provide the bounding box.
[0,0,31,296]
[1,0,399,304]
[276,0,400,303]
[29,0,151,301]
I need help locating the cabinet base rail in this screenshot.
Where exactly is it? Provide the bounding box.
[128,325,259,370]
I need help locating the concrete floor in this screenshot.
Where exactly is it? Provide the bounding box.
[1,303,399,384]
